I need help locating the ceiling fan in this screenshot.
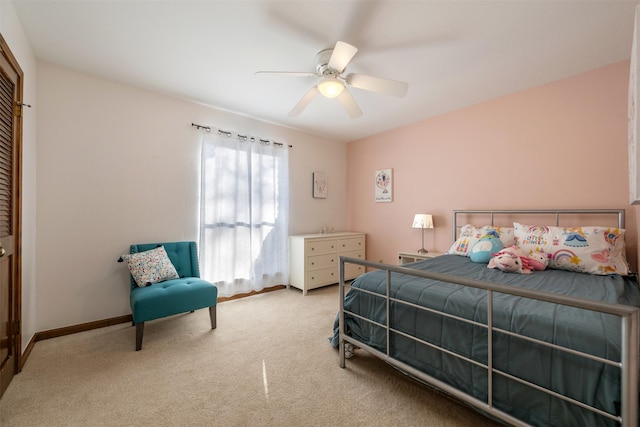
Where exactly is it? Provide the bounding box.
[256,41,409,119]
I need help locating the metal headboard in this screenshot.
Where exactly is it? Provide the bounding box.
[452,209,626,241]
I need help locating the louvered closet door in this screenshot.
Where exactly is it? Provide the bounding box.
[0,35,21,399]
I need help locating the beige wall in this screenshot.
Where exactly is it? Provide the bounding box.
[35,62,348,331]
[347,61,639,271]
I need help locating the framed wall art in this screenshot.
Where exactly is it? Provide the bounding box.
[375,168,393,202]
[313,172,327,198]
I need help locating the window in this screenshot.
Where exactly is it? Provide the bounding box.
[199,132,289,297]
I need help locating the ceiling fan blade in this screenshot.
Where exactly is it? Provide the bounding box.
[337,89,362,119]
[288,86,320,117]
[328,41,358,73]
[255,71,317,77]
[346,73,409,97]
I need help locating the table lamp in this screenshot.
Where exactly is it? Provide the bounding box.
[412,214,434,253]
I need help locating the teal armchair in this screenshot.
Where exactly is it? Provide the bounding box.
[128,241,217,351]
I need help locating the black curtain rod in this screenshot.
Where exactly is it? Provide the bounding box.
[191,123,292,148]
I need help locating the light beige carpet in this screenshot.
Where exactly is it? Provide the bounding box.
[0,285,500,426]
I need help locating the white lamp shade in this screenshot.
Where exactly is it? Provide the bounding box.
[412,214,434,229]
[317,78,345,98]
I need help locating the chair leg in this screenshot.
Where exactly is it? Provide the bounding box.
[209,306,217,329]
[136,322,144,351]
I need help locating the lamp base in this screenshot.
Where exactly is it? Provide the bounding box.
[417,248,428,254]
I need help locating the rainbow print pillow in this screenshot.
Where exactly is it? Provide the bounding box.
[448,225,515,257]
[513,222,629,275]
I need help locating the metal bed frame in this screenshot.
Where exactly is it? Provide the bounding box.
[338,209,639,427]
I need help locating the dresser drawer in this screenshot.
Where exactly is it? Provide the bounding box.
[338,236,365,253]
[341,249,364,261]
[342,250,364,279]
[306,253,337,271]
[345,263,365,280]
[306,267,338,287]
[306,239,337,255]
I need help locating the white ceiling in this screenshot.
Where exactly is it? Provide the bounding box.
[12,0,639,142]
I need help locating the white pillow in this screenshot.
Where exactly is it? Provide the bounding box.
[448,225,514,257]
[513,222,629,275]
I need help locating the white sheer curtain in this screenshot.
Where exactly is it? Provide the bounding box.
[199,131,289,297]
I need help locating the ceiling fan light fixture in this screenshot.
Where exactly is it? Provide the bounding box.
[317,78,344,98]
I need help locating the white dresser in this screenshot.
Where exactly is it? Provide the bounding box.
[289,232,366,295]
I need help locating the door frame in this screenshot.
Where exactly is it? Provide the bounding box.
[0,32,23,398]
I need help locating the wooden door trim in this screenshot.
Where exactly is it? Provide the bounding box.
[0,33,23,383]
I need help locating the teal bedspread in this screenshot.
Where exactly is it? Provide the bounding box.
[330,254,640,426]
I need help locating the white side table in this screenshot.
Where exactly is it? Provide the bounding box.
[397,251,444,265]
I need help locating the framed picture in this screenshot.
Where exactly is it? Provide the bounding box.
[313,172,327,198]
[630,6,640,204]
[375,168,393,202]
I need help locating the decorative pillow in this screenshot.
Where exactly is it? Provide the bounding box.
[469,231,504,263]
[448,225,515,257]
[121,246,179,287]
[513,222,630,275]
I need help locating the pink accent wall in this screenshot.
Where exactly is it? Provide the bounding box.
[347,61,638,271]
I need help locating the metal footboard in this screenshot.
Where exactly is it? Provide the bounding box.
[338,257,639,427]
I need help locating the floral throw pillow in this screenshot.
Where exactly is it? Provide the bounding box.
[122,246,179,287]
[447,225,515,257]
[513,222,629,275]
